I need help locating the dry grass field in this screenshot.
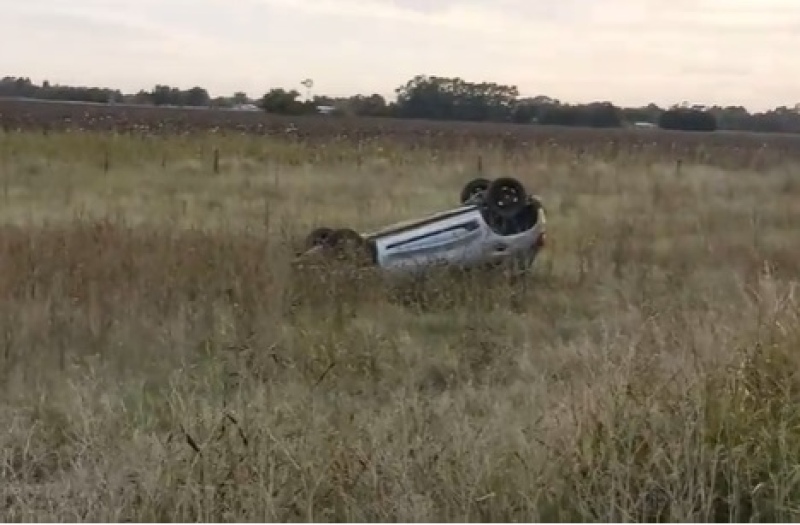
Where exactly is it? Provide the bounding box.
[3,97,800,172]
[1,128,800,521]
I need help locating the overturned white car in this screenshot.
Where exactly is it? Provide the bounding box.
[298,176,547,277]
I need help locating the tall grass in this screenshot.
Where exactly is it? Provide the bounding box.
[1,130,799,521]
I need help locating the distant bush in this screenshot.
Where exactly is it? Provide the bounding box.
[659,108,717,132]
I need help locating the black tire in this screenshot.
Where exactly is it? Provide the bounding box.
[460,177,492,204]
[329,228,372,264]
[485,177,527,218]
[329,228,363,247]
[305,227,334,249]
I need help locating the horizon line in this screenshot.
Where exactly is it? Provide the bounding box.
[4,73,796,114]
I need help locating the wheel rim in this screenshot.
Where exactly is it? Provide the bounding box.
[494,183,522,210]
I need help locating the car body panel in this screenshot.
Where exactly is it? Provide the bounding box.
[366,200,545,276]
[364,205,477,239]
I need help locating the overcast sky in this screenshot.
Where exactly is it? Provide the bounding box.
[2,0,798,111]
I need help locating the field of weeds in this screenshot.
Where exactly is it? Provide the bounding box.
[4,97,800,172]
[1,129,800,521]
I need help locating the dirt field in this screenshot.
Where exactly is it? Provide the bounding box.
[2,97,800,170]
[1,125,800,521]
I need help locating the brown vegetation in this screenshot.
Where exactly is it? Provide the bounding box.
[3,98,800,170]
[1,126,800,521]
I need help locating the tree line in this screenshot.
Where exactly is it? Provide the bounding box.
[2,75,800,134]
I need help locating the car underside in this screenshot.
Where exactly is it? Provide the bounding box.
[295,176,546,277]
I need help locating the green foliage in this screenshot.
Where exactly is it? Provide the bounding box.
[0,76,123,104]
[394,75,519,121]
[259,88,317,115]
[149,85,210,107]
[537,102,623,128]
[342,94,392,117]
[659,108,718,132]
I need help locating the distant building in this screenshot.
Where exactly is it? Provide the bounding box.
[232,103,260,111]
[316,105,337,115]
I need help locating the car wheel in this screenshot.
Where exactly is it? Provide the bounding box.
[329,228,372,265]
[485,177,527,218]
[329,227,362,245]
[305,227,335,249]
[460,177,492,204]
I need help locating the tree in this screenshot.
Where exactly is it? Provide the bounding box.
[2,73,800,135]
[394,75,520,122]
[184,86,210,107]
[394,75,456,120]
[531,101,623,128]
[658,108,717,132]
[150,85,178,106]
[129,90,153,105]
[260,88,315,115]
[347,94,390,117]
[620,103,662,125]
